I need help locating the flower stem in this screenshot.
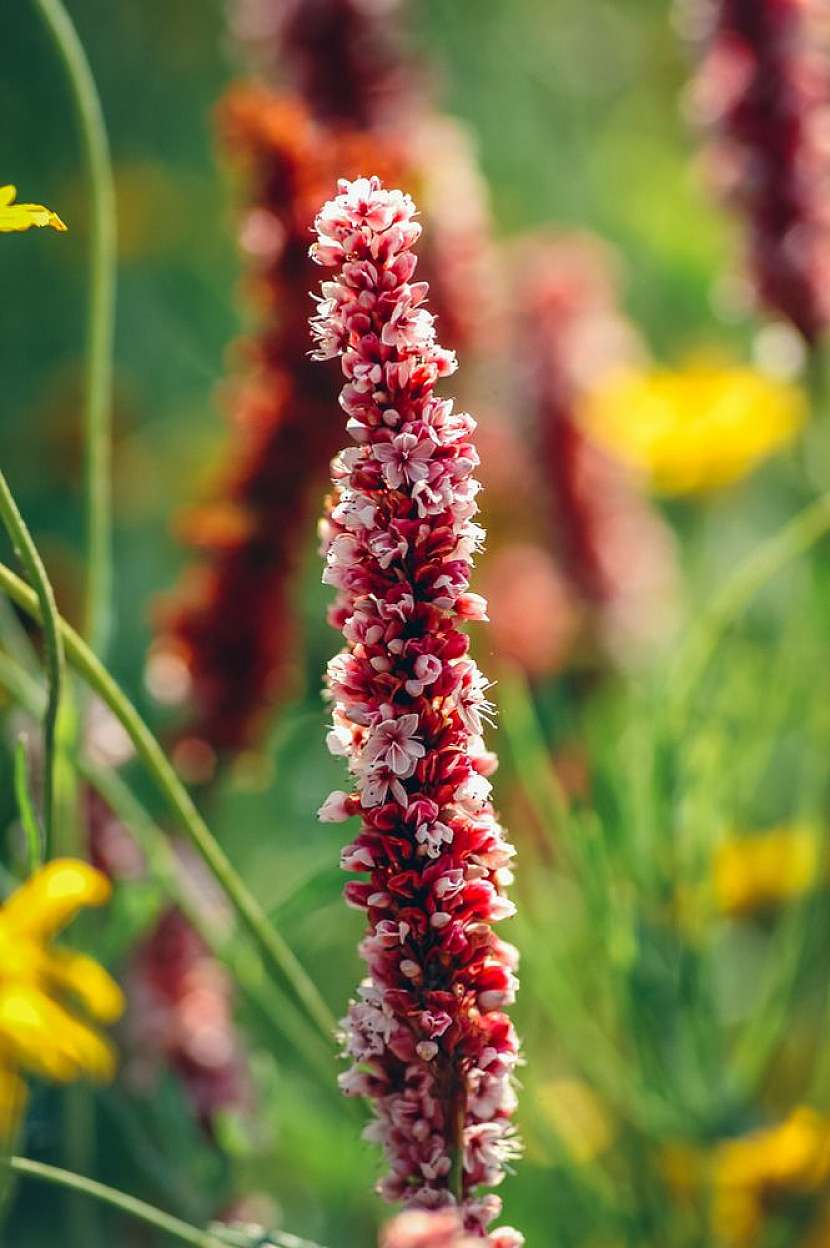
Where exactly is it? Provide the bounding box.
[13,737,42,873]
[4,1156,225,1248]
[0,648,337,1078]
[0,471,65,858]
[0,559,336,1043]
[81,759,337,1080]
[30,0,116,658]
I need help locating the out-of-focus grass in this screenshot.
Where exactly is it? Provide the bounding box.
[3,2,830,1246]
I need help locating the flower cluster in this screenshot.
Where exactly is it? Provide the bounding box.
[381,1209,521,1248]
[126,906,249,1131]
[0,860,123,1140]
[311,177,522,1242]
[515,235,677,661]
[686,0,830,342]
[231,0,414,129]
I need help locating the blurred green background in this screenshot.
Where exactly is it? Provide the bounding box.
[3,2,830,1246]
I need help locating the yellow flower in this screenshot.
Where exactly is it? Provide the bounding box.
[714,825,820,918]
[0,859,124,1141]
[0,184,67,233]
[581,363,806,495]
[713,1108,830,1247]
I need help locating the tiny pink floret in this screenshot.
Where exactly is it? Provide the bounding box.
[310,176,521,1239]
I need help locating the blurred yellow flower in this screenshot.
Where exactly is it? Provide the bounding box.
[714,825,820,918]
[581,364,806,495]
[713,1108,830,1247]
[0,184,67,233]
[536,1078,614,1164]
[0,859,124,1140]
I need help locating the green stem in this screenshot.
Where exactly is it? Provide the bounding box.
[13,737,43,872]
[82,759,336,1080]
[31,0,116,658]
[0,649,336,1077]
[5,1157,326,1248]
[0,560,335,1043]
[0,471,65,857]
[5,1156,225,1248]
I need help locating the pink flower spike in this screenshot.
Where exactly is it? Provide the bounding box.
[380,1210,524,1248]
[310,176,521,1235]
[686,0,830,342]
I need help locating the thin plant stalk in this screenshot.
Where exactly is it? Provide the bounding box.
[0,648,336,1077]
[0,470,65,858]
[4,1156,226,1248]
[0,560,336,1042]
[25,5,115,1224]
[4,1157,326,1248]
[81,760,337,1080]
[0,472,85,1233]
[13,737,42,873]
[30,0,116,658]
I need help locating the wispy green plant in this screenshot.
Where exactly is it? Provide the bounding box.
[30,0,116,659]
[494,494,830,1247]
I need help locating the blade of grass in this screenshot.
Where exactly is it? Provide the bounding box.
[13,736,42,873]
[4,1156,327,1248]
[30,0,116,657]
[4,1156,226,1248]
[0,471,65,858]
[84,760,336,1082]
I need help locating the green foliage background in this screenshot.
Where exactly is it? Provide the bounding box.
[2,2,830,1246]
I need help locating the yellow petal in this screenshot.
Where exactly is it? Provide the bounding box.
[0,184,67,233]
[581,363,806,496]
[44,948,125,1024]
[0,1065,28,1144]
[714,825,819,917]
[1,859,111,941]
[0,985,117,1083]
